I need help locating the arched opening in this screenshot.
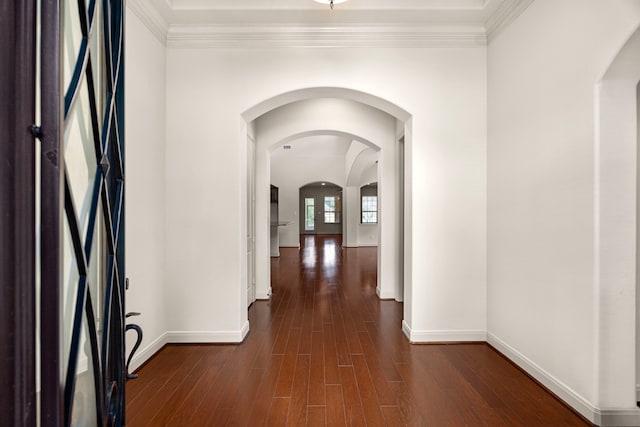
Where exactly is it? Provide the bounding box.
[240,88,412,332]
[595,25,640,415]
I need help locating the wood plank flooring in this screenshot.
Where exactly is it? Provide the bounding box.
[126,235,590,426]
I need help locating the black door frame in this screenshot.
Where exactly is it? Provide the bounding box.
[0,1,37,425]
[40,0,64,424]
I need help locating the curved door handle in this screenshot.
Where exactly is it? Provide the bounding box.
[125,321,143,379]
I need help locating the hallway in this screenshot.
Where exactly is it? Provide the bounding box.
[126,235,588,426]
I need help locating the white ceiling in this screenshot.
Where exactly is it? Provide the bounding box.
[271,136,378,187]
[134,0,533,46]
[271,135,352,159]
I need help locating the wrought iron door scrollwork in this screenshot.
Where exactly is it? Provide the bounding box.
[39,0,127,424]
[125,312,143,380]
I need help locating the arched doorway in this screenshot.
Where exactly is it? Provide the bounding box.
[241,88,412,331]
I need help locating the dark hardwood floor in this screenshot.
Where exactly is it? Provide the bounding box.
[126,235,590,426]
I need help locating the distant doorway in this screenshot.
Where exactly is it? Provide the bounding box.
[299,182,343,237]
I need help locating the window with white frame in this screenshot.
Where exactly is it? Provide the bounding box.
[361,184,378,223]
[324,196,340,223]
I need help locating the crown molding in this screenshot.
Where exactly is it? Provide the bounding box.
[127,0,169,46]
[128,0,533,49]
[166,25,487,49]
[485,0,534,41]
[166,0,487,11]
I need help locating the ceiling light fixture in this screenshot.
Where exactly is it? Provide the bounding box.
[314,0,347,10]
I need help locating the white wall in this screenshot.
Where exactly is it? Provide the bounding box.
[487,0,640,422]
[357,166,379,247]
[124,11,168,369]
[343,186,360,248]
[164,45,486,344]
[360,164,378,187]
[358,223,379,247]
[596,26,640,418]
[345,144,380,247]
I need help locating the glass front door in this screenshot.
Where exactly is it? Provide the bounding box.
[0,1,126,425]
[40,0,127,425]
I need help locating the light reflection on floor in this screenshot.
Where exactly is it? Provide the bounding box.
[301,235,317,269]
[301,234,340,280]
[291,234,379,297]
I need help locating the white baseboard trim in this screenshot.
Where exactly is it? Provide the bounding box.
[167,322,250,344]
[410,328,486,343]
[401,321,485,342]
[240,320,250,340]
[487,333,640,426]
[128,331,168,373]
[256,287,272,299]
[402,320,412,340]
[376,287,396,300]
[597,409,640,426]
[127,322,252,373]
